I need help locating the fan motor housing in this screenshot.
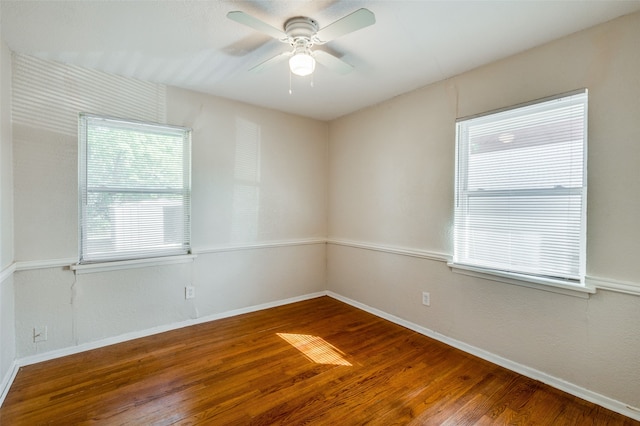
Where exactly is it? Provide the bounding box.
[284,17,318,40]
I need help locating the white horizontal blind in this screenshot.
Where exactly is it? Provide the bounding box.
[79,114,191,263]
[453,90,588,284]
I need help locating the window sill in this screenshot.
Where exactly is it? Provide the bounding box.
[71,254,197,274]
[447,262,595,298]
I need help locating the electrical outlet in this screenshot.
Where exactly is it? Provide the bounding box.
[185,286,195,299]
[33,326,48,343]
[422,292,431,306]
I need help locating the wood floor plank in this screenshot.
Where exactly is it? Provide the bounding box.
[1,296,638,425]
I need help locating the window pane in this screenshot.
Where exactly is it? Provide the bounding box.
[456,193,583,279]
[79,114,191,263]
[454,91,587,284]
[86,122,186,190]
[468,139,584,191]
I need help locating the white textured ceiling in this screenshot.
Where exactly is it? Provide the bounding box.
[2,0,640,121]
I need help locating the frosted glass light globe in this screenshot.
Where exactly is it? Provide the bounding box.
[289,53,316,76]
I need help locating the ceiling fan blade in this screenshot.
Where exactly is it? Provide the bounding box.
[314,50,353,75]
[315,8,375,43]
[227,11,286,41]
[249,51,291,73]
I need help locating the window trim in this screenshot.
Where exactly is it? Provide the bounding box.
[78,113,192,264]
[455,88,588,122]
[452,89,588,290]
[447,261,595,298]
[71,254,197,274]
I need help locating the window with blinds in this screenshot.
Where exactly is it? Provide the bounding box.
[79,114,191,263]
[453,90,588,286]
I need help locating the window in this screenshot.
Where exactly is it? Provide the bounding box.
[79,114,191,263]
[453,90,588,287]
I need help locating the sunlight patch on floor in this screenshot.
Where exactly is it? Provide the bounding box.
[277,333,352,366]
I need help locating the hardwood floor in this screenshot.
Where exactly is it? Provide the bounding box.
[1,296,638,425]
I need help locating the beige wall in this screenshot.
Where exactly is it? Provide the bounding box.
[11,60,328,357]
[327,12,640,410]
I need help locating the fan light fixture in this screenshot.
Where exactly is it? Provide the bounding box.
[227,9,376,77]
[289,52,316,76]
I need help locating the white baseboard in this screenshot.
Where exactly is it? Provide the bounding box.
[0,361,19,408]
[326,291,640,422]
[17,291,328,369]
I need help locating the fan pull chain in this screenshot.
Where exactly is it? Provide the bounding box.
[289,70,293,95]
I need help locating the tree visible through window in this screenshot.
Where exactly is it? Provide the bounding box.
[453,90,588,286]
[79,114,191,263]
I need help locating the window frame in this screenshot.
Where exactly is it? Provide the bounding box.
[451,90,589,292]
[78,113,192,264]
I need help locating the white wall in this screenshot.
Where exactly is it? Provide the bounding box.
[0,25,16,396]
[0,14,12,271]
[12,58,328,357]
[327,12,640,411]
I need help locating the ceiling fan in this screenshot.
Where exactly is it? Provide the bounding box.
[227,8,376,77]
